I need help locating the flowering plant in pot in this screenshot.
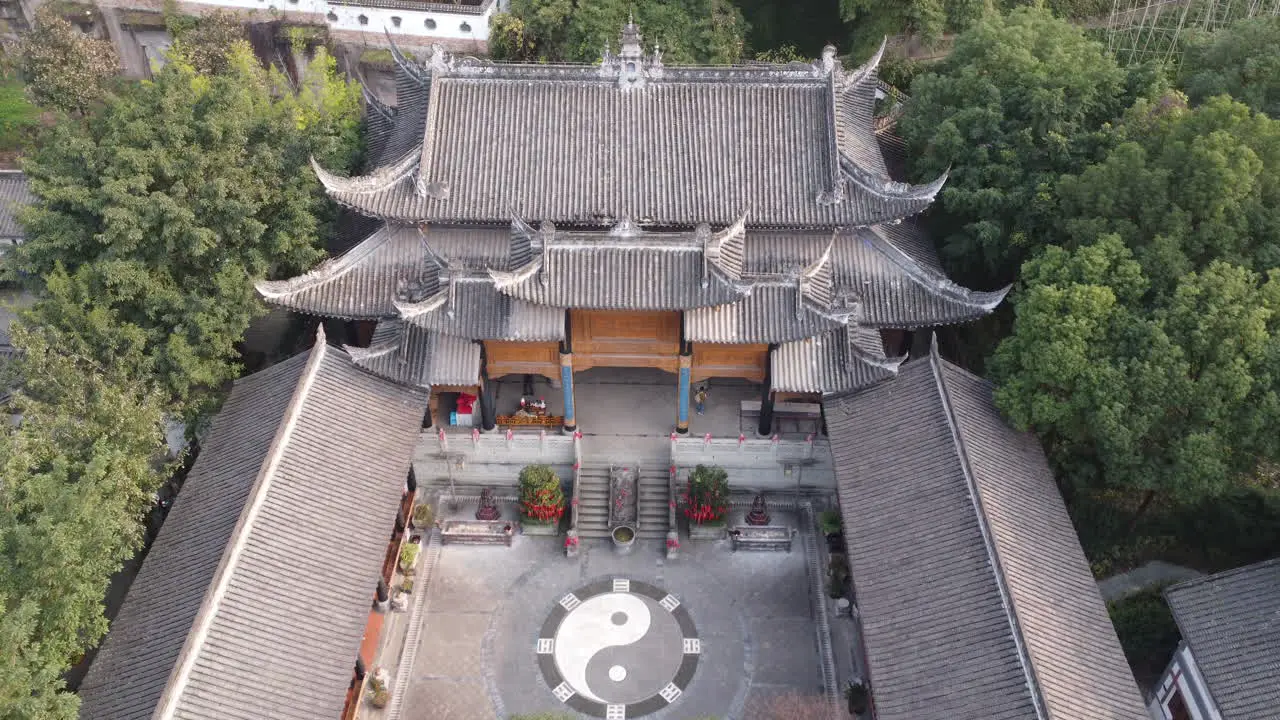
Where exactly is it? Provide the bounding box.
[519,464,565,525]
[683,465,729,525]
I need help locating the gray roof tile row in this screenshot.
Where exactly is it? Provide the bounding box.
[772,325,904,393]
[0,170,33,240]
[825,344,1147,720]
[1165,558,1280,719]
[347,319,481,388]
[78,334,427,719]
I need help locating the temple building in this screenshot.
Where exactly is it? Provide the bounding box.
[258,22,1008,436]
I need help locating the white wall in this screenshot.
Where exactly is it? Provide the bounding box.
[180,0,493,41]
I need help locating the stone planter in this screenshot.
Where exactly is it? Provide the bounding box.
[665,530,680,560]
[611,525,636,554]
[564,529,580,558]
[521,517,561,536]
[688,521,726,541]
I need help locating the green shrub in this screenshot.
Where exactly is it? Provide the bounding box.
[398,541,420,573]
[1108,588,1182,687]
[818,509,842,535]
[412,502,434,528]
[519,464,564,523]
[0,77,39,152]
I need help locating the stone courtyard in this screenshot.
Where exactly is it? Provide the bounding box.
[386,508,842,720]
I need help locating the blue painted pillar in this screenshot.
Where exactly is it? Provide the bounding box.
[677,351,692,434]
[560,352,576,433]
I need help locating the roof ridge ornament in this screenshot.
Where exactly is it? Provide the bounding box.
[600,20,661,90]
[820,45,841,77]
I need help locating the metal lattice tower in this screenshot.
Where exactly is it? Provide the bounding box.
[1106,0,1280,67]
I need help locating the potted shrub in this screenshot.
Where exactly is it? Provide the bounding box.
[369,676,390,708]
[611,524,636,554]
[401,579,414,594]
[819,509,845,553]
[844,680,869,715]
[519,464,565,536]
[411,503,434,530]
[399,541,420,575]
[827,557,850,599]
[684,465,729,540]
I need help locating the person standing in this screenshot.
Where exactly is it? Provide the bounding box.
[695,385,708,415]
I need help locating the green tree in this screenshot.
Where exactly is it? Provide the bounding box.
[1055,94,1280,293]
[165,9,247,76]
[12,44,360,419]
[991,236,1280,508]
[897,7,1155,286]
[0,314,170,719]
[839,0,989,57]
[496,0,746,64]
[18,6,118,115]
[1181,16,1280,117]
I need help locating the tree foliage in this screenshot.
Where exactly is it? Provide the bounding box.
[1055,94,1280,292]
[1180,16,1280,117]
[18,6,118,115]
[490,0,745,64]
[165,9,247,76]
[897,7,1160,285]
[0,314,170,719]
[12,43,360,419]
[839,0,989,56]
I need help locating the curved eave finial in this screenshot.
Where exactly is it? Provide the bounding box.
[851,37,887,84]
[385,29,429,85]
[393,290,449,320]
[311,148,420,197]
[488,259,543,290]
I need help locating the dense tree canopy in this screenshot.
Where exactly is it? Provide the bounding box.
[18,7,118,115]
[490,0,745,63]
[1055,94,1280,292]
[0,313,170,719]
[991,95,1280,506]
[897,7,1161,285]
[1181,16,1280,117]
[12,44,360,419]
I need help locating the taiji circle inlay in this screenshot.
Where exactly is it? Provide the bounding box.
[535,579,700,718]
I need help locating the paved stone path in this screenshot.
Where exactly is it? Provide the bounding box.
[398,513,829,719]
[1097,561,1204,603]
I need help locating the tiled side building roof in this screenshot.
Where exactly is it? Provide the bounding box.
[77,332,427,720]
[825,342,1148,720]
[1164,558,1280,719]
[0,170,33,241]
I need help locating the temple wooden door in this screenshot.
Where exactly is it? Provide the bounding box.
[570,310,681,372]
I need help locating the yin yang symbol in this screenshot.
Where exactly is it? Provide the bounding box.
[538,579,700,716]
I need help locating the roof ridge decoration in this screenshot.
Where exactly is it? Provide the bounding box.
[702,212,748,286]
[926,339,1050,720]
[154,329,331,720]
[863,225,1011,310]
[797,231,837,316]
[598,20,665,90]
[362,83,396,121]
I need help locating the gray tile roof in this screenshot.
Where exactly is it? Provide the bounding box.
[825,343,1147,720]
[772,325,903,393]
[490,219,745,311]
[0,170,34,240]
[1164,558,1280,719]
[256,223,438,319]
[78,333,427,720]
[346,319,481,388]
[684,284,844,344]
[396,277,566,341]
[317,42,947,228]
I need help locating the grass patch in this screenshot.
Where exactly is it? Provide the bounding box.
[1108,587,1181,688]
[0,77,39,153]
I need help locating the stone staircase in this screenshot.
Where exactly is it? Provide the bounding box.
[576,463,671,540]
